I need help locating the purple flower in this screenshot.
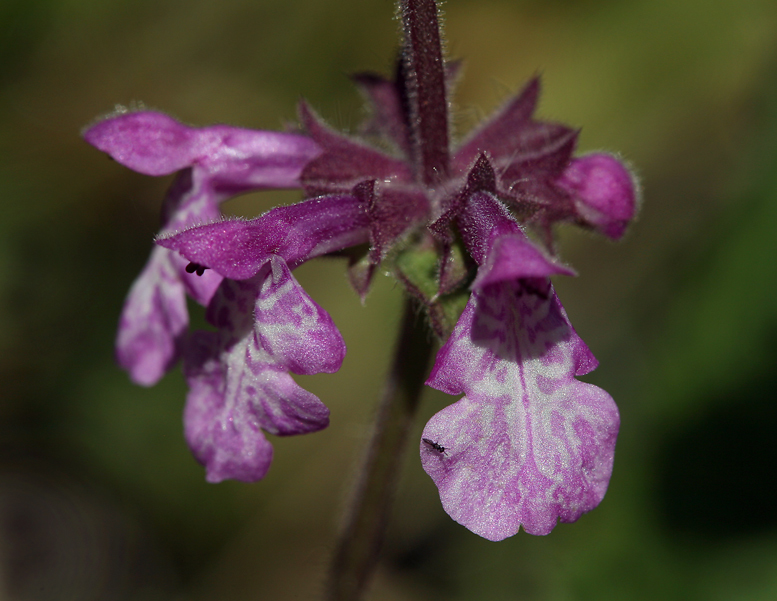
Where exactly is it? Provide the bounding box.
[84,110,320,385]
[422,187,618,540]
[159,195,370,482]
[85,0,638,536]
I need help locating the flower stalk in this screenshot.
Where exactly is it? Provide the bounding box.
[326,298,434,601]
[326,4,449,597]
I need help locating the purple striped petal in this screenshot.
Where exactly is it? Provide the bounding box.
[115,246,189,386]
[115,170,223,386]
[254,256,346,375]
[423,282,615,540]
[184,261,341,483]
[183,330,275,483]
[86,111,321,385]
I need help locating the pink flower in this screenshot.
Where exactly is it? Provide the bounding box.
[84,111,319,385]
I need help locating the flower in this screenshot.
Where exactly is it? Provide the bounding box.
[421,178,619,540]
[83,110,320,386]
[85,0,637,536]
[157,196,370,482]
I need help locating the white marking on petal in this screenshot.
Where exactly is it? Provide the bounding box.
[423,281,618,540]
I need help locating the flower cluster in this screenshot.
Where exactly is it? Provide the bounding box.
[84,0,636,541]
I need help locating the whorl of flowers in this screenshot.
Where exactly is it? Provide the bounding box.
[84,0,637,541]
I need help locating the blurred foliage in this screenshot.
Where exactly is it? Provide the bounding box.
[1,0,777,599]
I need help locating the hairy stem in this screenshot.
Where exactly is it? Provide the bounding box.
[326,297,435,601]
[401,0,450,185]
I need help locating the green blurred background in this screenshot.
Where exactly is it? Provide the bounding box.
[2,0,777,599]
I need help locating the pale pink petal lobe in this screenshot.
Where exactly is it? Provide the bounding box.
[424,282,617,540]
[115,247,188,386]
[255,256,346,375]
[183,265,339,483]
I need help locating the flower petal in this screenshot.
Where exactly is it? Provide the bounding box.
[472,233,575,289]
[114,167,225,384]
[197,126,320,192]
[184,270,335,483]
[183,330,275,483]
[158,194,370,279]
[115,246,188,386]
[254,256,346,375]
[423,282,615,539]
[556,153,638,240]
[84,111,197,176]
[84,110,319,186]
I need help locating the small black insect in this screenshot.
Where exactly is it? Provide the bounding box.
[185,262,209,276]
[423,438,448,456]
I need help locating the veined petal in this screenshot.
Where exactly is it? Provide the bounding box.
[116,244,223,387]
[84,110,319,187]
[115,246,188,386]
[92,111,321,384]
[556,153,638,240]
[157,194,370,280]
[183,330,275,483]
[183,265,339,483]
[113,167,224,384]
[423,282,614,540]
[254,256,346,375]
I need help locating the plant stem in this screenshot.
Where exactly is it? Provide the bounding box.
[326,297,435,601]
[401,0,450,185]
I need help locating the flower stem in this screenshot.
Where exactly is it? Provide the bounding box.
[401,0,450,185]
[326,297,435,601]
